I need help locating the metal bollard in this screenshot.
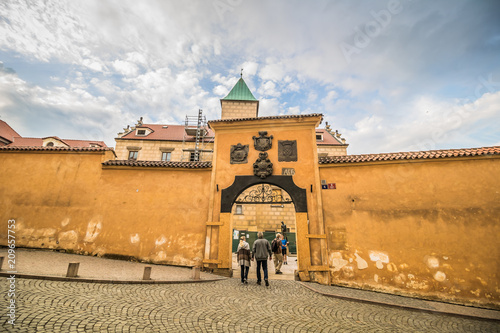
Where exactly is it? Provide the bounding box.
[0,257,4,270]
[66,263,80,277]
[143,266,152,280]
[191,266,200,280]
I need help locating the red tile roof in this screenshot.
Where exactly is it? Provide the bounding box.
[42,136,107,147]
[102,160,212,168]
[6,137,43,146]
[0,146,114,152]
[6,136,107,147]
[118,124,215,142]
[319,146,500,164]
[208,113,324,125]
[316,129,345,146]
[0,120,21,143]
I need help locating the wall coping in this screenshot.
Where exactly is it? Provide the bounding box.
[319,146,500,166]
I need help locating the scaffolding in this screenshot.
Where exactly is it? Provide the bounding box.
[181,109,213,161]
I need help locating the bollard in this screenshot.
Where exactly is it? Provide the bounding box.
[66,263,80,278]
[143,266,152,280]
[0,257,4,270]
[191,266,200,280]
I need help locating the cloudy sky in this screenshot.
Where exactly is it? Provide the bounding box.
[0,0,499,154]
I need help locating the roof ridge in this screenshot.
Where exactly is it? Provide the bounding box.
[102,160,212,169]
[209,113,323,123]
[319,146,500,164]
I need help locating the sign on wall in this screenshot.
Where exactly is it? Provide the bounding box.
[321,181,336,189]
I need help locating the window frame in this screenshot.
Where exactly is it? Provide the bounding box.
[161,151,171,162]
[128,150,139,160]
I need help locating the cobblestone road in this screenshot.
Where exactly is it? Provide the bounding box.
[1,277,498,332]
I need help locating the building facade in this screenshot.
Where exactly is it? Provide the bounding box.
[1,77,499,309]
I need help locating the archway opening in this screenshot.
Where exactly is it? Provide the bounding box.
[230,183,298,280]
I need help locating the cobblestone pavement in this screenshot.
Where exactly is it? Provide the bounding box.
[1,278,498,332]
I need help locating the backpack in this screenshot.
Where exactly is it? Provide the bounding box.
[271,239,279,253]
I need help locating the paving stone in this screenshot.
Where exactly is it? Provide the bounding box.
[0,278,499,332]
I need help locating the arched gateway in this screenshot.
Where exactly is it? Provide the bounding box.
[202,112,331,284]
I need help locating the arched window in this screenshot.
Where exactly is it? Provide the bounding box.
[46,142,54,147]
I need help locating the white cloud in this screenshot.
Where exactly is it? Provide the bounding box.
[259,61,286,82]
[112,60,139,77]
[343,91,500,154]
[258,81,280,98]
[0,0,498,156]
[240,61,258,77]
[0,71,123,145]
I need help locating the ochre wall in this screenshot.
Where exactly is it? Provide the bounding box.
[206,116,328,278]
[0,150,211,266]
[320,156,500,307]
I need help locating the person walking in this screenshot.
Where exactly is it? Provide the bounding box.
[271,233,284,274]
[282,236,289,265]
[237,235,251,284]
[252,231,272,286]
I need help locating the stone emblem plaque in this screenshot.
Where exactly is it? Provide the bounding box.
[253,152,273,179]
[230,143,249,164]
[253,131,273,151]
[278,140,297,162]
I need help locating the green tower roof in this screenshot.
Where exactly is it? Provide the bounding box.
[222,77,257,101]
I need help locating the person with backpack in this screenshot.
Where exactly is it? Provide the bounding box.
[272,233,284,274]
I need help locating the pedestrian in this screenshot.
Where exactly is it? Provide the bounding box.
[282,236,289,265]
[252,231,272,286]
[237,236,251,284]
[271,233,284,274]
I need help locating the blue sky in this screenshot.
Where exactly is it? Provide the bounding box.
[0,0,499,154]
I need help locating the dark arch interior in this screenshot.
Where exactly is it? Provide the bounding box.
[221,175,307,213]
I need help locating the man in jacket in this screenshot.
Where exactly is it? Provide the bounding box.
[252,231,272,286]
[272,233,284,274]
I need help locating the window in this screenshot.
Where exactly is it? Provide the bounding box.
[190,152,199,162]
[161,152,171,162]
[316,133,323,141]
[235,205,243,215]
[136,129,146,136]
[128,151,138,160]
[46,142,54,147]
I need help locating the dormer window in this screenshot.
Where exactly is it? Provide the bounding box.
[46,142,54,147]
[316,133,323,141]
[135,127,152,136]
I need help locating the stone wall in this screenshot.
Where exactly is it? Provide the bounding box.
[114,139,214,162]
[317,145,347,157]
[231,186,296,232]
[220,100,258,119]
